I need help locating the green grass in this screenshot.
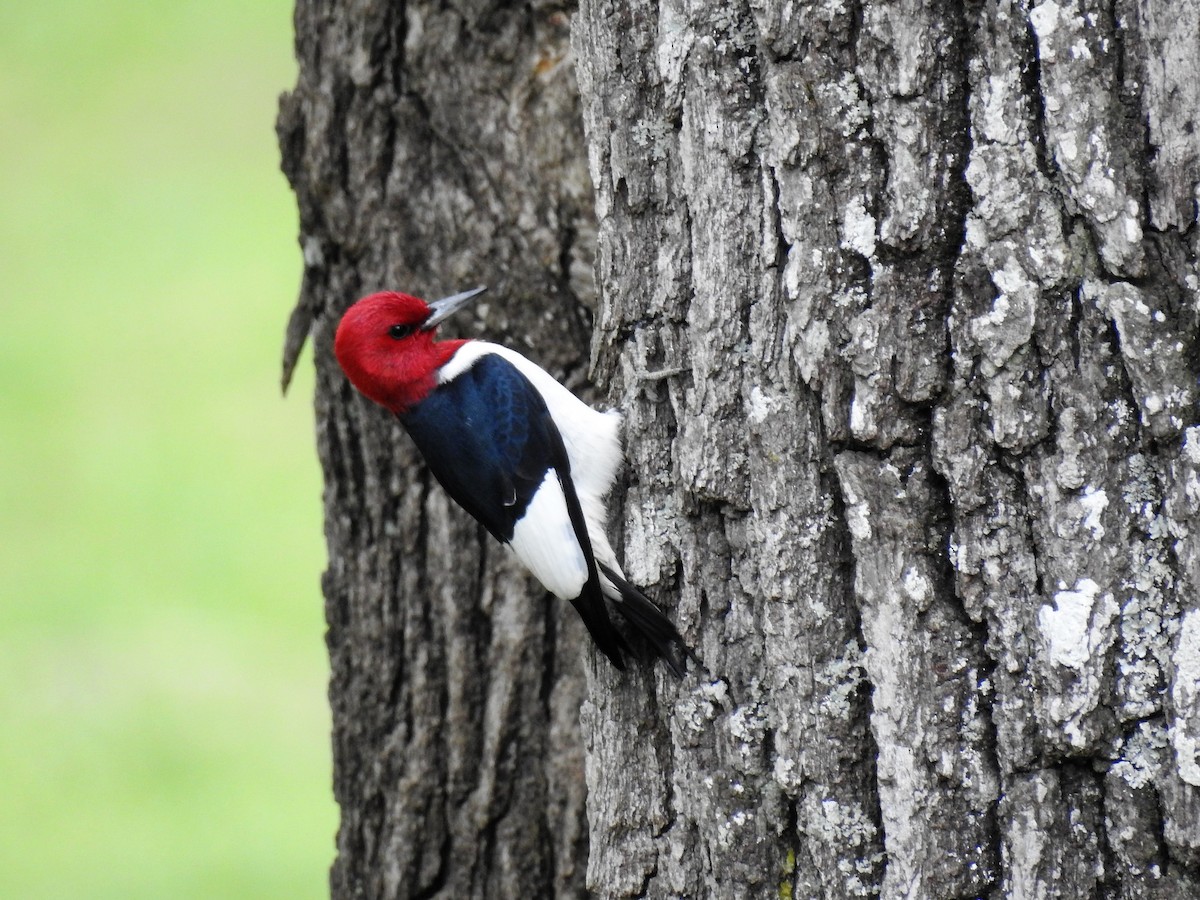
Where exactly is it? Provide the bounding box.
[0,2,334,896]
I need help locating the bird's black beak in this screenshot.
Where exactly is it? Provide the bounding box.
[422,285,487,330]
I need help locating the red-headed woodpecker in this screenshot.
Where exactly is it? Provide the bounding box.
[334,286,694,675]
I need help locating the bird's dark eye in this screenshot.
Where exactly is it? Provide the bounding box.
[388,324,414,340]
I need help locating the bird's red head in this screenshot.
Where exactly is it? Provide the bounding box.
[334,287,484,414]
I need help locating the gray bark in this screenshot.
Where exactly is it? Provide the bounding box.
[573,0,1200,897]
[282,0,1200,898]
[278,2,596,897]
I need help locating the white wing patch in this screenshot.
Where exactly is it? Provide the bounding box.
[508,471,589,600]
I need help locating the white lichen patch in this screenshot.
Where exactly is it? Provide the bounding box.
[747,385,779,425]
[1118,580,1173,715]
[1110,720,1168,790]
[715,809,754,849]
[1058,131,1078,162]
[840,196,877,258]
[849,393,868,437]
[773,755,800,792]
[1113,453,1178,718]
[1078,486,1108,540]
[630,119,675,162]
[1183,427,1200,466]
[1030,1,1063,45]
[816,641,866,721]
[902,567,931,603]
[815,72,870,140]
[1170,609,1200,786]
[724,692,771,772]
[844,490,873,541]
[675,679,730,734]
[1039,579,1117,669]
[980,71,1021,145]
[805,797,884,894]
[1037,577,1121,748]
[728,700,766,745]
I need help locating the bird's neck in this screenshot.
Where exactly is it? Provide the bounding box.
[387,338,470,414]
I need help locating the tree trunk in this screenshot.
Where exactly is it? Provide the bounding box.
[282,0,1200,898]
[277,2,596,896]
[573,0,1200,896]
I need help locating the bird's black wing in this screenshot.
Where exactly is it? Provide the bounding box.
[400,352,629,668]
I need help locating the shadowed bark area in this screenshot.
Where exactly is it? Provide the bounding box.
[278,1,596,897]
[283,0,1200,898]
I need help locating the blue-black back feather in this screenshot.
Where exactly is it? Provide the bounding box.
[400,355,545,541]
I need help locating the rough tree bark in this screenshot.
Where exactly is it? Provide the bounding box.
[277,2,596,896]
[281,0,1200,898]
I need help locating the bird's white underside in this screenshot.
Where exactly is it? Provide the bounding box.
[440,342,626,600]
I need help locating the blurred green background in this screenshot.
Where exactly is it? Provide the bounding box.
[0,2,334,897]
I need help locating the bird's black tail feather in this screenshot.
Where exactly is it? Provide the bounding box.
[567,584,633,672]
[598,563,699,678]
